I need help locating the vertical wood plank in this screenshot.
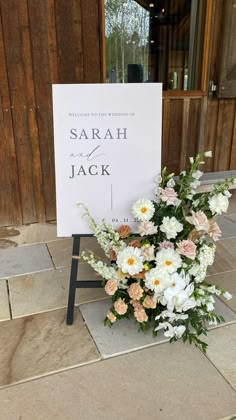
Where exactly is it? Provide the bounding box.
[167,99,183,174]
[180,98,190,169]
[0,6,22,226]
[162,98,170,169]
[187,98,201,159]
[81,0,101,83]
[0,0,45,224]
[55,0,84,83]
[202,99,218,172]
[28,0,58,221]
[230,108,236,170]
[214,99,236,171]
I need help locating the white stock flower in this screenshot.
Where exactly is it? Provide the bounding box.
[160,216,183,239]
[204,151,212,157]
[189,157,194,164]
[224,190,232,198]
[167,178,175,188]
[199,244,216,267]
[190,180,201,189]
[132,199,155,221]
[209,193,229,215]
[116,246,144,276]
[192,170,203,180]
[144,267,171,294]
[156,248,182,273]
[155,175,162,185]
[223,291,232,300]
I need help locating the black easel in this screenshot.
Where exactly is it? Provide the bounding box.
[66,234,103,325]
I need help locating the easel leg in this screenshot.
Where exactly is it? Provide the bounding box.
[66,235,80,325]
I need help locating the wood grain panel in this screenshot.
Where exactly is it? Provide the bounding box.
[81,0,101,83]
[166,99,183,174]
[187,98,201,160]
[0,0,45,224]
[202,99,218,172]
[230,108,236,170]
[55,0,83,83]
[0,7,22,226]
[28,0,58,221]
[214,99,236,171]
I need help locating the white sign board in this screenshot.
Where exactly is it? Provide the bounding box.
[52,83,162,236]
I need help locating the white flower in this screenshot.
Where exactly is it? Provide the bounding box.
[155,310,188,322]
[164,325,186,339]
[207,301,215,311]
[224,190,232,198]
[132,199,155,221]
[209,193,229,215]
[204,151,212,157]
[138,221,157,236]
[156,248,182,273]
[156,323,186,338]
[199,244,216,267]
[223,291,232,300]
[155,175,162,185]
[190,180,201,189]
[160,216,183,239]
[208,318,218,326]
[192,170,203,180]
[116,246,144,276]
[167,178,175,188]
[144,267,171,294]
[189,157,194,164]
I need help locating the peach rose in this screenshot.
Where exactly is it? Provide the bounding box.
[105,279,118,296]
[177,240,196,260]
[117,225,131,238]
[107,311,116,323]
[132,270,146,279]
[159,241,174,250]
[114,298,128,315]
[134,307,148,323]
[128,239,141,248]
[143,295,157,309]
[187,211,209,232]
[160,187,178,205]
[109,249,117,261]
[128,283,144,300]
[131,300,142,309]
[208,219,222,241]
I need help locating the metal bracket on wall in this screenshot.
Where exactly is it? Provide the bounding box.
[208,80,217,97]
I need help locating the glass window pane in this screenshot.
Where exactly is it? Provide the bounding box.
[105,0,206,90]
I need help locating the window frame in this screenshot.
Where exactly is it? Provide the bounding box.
[100,0,213,96]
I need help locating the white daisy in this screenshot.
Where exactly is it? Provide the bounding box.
[132,199,155,221]
[160,216,183,239]
[116,246,144,276]
[156,248,182,273]
[144,267,171,295]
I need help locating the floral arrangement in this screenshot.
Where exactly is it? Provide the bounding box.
[80,152,234,352]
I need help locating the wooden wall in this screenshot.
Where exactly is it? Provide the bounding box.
[162,0,236,174]
[0,0,235,228]
[0,0,104,227]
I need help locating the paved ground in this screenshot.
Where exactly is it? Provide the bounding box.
[0,191,236,419]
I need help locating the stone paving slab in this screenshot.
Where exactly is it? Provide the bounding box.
[47,236,107,268]
[0,223,58,246]
[0,281,10,321]
[208,271,236,314]
[208,238,236,276]
[9,267,107,318]
[0,342,236,420]
[206,323,236,391]
[0,243,54,279]
[0,308,100,388]
[80,297,236,358]
[217,216,236,240]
